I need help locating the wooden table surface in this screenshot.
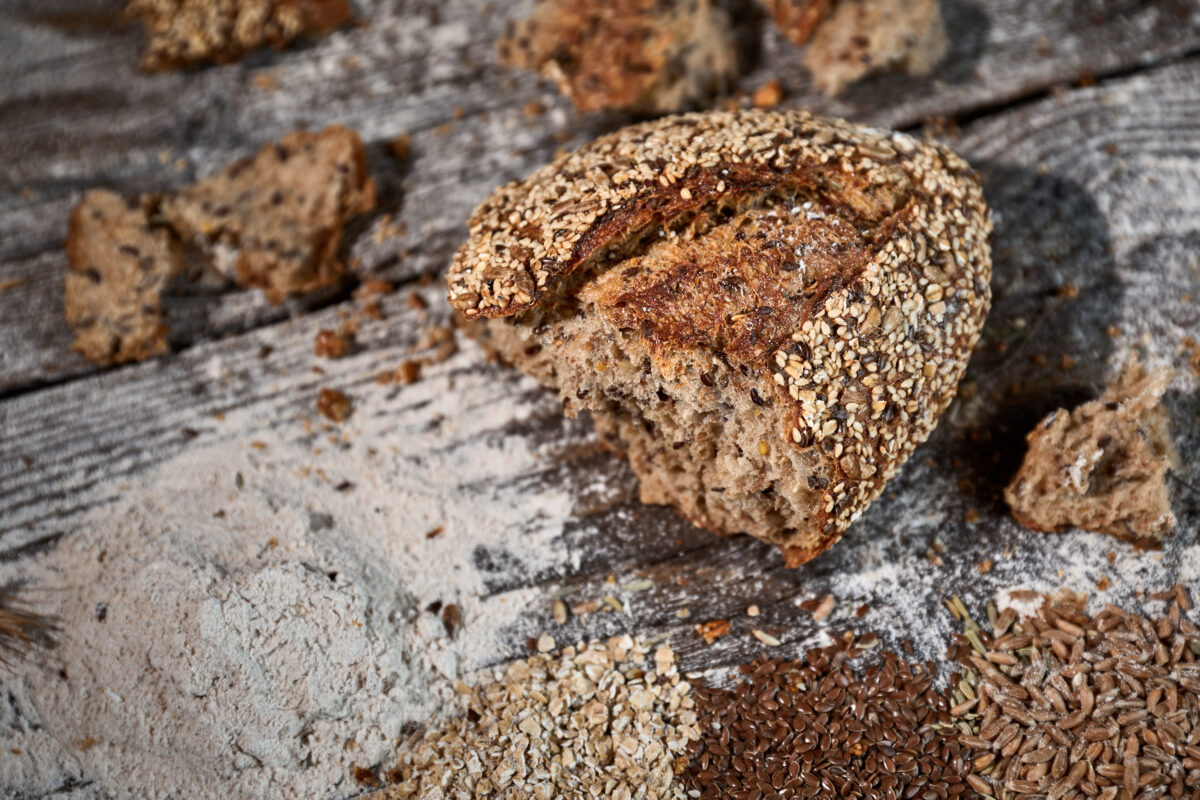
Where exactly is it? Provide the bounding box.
[2,1,1200,797]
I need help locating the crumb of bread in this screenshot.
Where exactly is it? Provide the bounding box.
[497,0,737,113]
[64,190,185,365]
[751,77,785,109]
[161,125,375,304]
[316,387,352,422]
[1005,360,1177,546]
[125,0,351,71]
[313,328,353,359]
[803,0,947,96]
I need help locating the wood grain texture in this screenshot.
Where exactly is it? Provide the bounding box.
[1,0,1198,394]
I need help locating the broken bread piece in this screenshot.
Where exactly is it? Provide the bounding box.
[497,0,737,114]
[763,0,834,47]
[448,109,992,565]
[125,0,352,71]
[1005,361,1177,546]
[161,125,375,304]
[64,190,185,365]
[803,0,947,96]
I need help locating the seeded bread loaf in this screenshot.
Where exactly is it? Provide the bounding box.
[448,110,991,565]
[1005,361,1176,546]
[497,0,737,114]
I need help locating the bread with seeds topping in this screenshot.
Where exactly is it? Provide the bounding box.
[449,109,991,565]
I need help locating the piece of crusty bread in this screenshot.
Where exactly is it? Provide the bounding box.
[1005,361,1177,546]
[497,0,737,114]
[448,110,991,566]
[125,0,351,71]
[161,125,375,304]
[64,190,185,365]
[803,0,948,96]
[763,0,834,47]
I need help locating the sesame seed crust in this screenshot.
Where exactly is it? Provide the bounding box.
[452,109,992,565]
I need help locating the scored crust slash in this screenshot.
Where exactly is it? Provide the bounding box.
[448,109,992,566]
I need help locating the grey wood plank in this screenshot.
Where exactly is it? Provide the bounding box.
[1,0,1198,395]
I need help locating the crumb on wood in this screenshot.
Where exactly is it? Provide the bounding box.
[396,360,422,385]
[751,78,784,109]
[314,328,353,359]
[354,279,395,298]
[695,618,730,644]
[316,388,351,422]
[351,765,378,786]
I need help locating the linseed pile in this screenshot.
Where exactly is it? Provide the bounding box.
[377,636,699,800]
[684,634,976,799]
[948,587,1200,800]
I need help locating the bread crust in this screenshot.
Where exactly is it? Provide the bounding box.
[451,110,991,564]
[125,0,351,71]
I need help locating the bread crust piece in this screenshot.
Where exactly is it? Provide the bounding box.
[497,0,737,114]
[763,0,834,47]
[125,0,351,71]
[803,0,948,97]
[161,125,375,304]
[64,190,185,365]
[451,109,991,565]
[1005,362,1177,547]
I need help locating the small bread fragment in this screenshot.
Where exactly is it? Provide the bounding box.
[1005,362,1177,546]
[449,109,992,565]
[803,0,948,96]
[64,190,185,365]
[497,0,737,114]
[161,125,375,303]
[125,0,352,71]
[763,0,834,47]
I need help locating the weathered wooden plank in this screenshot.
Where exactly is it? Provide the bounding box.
[2,0,1198,395]
[2,58,1200,800]
[2,54,1198,611]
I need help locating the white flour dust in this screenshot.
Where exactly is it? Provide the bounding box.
[0,350,574,799]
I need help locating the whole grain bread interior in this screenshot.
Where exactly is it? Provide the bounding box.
[450,109,991,565]
[498,0,737,114]
[1005,361,1177,546]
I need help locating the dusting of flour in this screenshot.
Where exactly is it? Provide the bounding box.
[0,350,575,799]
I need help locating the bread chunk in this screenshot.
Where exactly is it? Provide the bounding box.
[125,0,351,71]
[64,190,185,365]
[764,0,834,47]
[161,125,375,303]
[1005,362,1177,546]
[803,0,947,96]
[450,110,992,565]
[497,0,737,114]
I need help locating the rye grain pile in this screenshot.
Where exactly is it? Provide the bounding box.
[949,587,1200,800]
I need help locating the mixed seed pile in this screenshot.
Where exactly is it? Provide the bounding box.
[378,636,699,800]
[683,633,977,799]
[948,587,1200,800]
